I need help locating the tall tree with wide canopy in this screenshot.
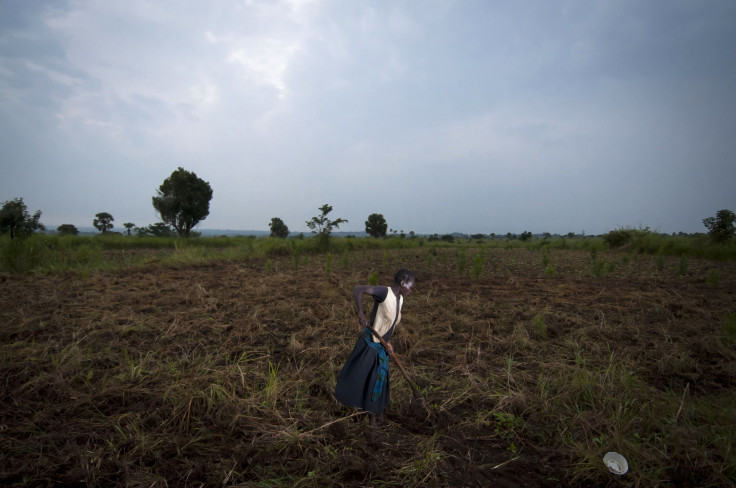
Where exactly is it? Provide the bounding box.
[57,224,78,235]
[0,197,45,239]
[152,167,213,237]
[93,212,114,233]
[703,209,735,242]
[365,213,387,238]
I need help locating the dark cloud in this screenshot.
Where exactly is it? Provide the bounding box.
[1,0,734,234]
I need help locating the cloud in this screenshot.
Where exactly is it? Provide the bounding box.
[1,0,734,235]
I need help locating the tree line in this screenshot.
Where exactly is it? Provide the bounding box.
[2,167,735,243]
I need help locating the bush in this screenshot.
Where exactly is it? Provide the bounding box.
[57,224,79,236]
[0,235,49,273]
[604,229,632,248]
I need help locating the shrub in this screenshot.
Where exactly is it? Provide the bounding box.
[604,229,632,248]
[0,235,48,273]
[259,238,291,257]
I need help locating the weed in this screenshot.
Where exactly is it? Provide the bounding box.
[2,243,735,487]
[470,253,484,281]
[544,264,555,276]
[456,247,468,275]
[531,314,547,339]
[399,432,443,485]
[263,361,281,406]
[504,354,515,390]
[323,253,333,275]
[340,250,349,269]
[723,312,736,342]
[677,255,689,276]
[492,411,524,444]
[655,253,665,271]
[706,269,721,288]
[368,271,379,286]
[591,258,615,277]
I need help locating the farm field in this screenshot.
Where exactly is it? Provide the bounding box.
[1,246,735,486]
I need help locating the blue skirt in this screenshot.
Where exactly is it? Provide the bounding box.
[335,327,394,415]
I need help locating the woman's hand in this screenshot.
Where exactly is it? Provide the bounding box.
[386,342,394,355]
[358,315,369,328]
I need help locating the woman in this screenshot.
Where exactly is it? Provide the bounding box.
[334,268,416,427]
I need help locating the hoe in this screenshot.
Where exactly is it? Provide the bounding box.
[366,324,429,417]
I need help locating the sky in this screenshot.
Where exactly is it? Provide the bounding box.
[1,0,735,236]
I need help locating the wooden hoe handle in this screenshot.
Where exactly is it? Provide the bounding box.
[365,325,422,400]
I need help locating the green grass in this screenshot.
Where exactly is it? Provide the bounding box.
[1,232,735,275]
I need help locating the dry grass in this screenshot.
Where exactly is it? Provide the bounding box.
[1,247,735,486]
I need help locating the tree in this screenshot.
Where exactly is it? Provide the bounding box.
[93,212,114,233]
[269,217,289,238]
[57,224,78,236]
[305,204,347,250]
[365,213,387,238]
[703,209,736,242]
[123,222,135,236]
[519,231,533,241]
[152,167,213,237]
[0,198,45,239]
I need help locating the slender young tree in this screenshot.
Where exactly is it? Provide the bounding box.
[305,204,347,250]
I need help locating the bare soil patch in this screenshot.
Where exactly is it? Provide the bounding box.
[1,248,735,486]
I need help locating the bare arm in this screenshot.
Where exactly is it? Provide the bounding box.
[353,285,378,329]
[352,285,394,354]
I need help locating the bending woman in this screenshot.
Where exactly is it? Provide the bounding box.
[334,269,416,427]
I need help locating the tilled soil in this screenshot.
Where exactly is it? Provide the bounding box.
[1,248,735,486]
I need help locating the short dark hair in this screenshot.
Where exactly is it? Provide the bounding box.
[394,268,416,285]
